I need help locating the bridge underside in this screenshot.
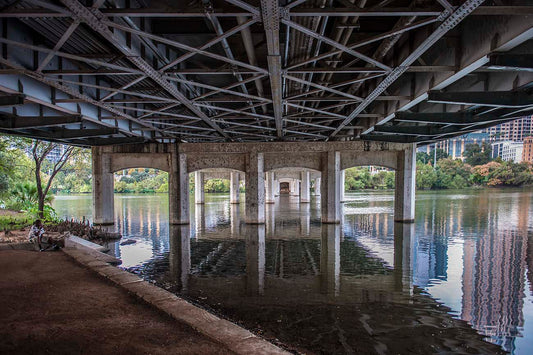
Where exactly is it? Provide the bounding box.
[0,0,532,145]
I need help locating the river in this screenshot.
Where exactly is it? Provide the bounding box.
[53,188,533,354]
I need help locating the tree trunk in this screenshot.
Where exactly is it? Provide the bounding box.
[38,197,45,219]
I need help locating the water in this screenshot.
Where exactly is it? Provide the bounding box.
[53,188,533,354]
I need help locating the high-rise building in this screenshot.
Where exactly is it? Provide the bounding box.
[485,116,533,142]
[523,136,533,163]
[491,141,524,162]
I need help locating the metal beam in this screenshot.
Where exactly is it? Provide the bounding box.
[427,91,533,108]
[0,113,82,129]
[331,0,485,138]
[67,137,148,146]
[26,128,119,140]
[59,0,229,139]
[487,54,533,72]
[0,94,25,106]
[394,111,508,125]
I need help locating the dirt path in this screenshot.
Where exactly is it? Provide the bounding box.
[0,250,234,355]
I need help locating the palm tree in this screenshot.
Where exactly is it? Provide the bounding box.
[11,182,53,211]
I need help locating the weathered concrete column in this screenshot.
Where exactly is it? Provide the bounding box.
[245,152,265,224]
[274,179,280,196]
[169,152,190,224]
[321,151,341,223]
[300,171,310,203]
[290,180,299,196]
[194,171,204,204]
[394,222,415,294]
[340,170,346,203]
[395,144,416,222]
[169,224,190,292]
[245,224,265,295]
[265,171,275,204]
[320,224,340,297]
[230,171,240,204]
[314,177,321,196]
[92,147,114,225]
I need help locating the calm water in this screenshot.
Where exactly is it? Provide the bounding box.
[53,189,533,354]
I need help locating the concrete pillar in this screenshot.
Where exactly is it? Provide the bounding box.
[245,224,265,295]
[321,151,340,223]
[340,170,346,203]
[266,202,275,236]
[320,224,340,297]
[194,203,205,237]
[265,171,275,204]
[169,152,190,224]
[245,152,265,224]
[314,177,321,196]
[194,171,204,204]
[230,171,240,204]
[92,147,114,225]
[300,171,310,203]
[169,224,190,292]
[274,178,280,196]
[394,222,415,294]
[395,144,416,222]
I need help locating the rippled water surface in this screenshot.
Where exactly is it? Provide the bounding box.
[53,188,533,354]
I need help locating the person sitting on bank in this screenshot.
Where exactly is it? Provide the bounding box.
[28,219,56,251]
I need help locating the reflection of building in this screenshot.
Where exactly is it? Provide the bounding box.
[491,141,523,162]
[523,136,533,163]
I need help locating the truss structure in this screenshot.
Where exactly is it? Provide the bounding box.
[0,0,532,145]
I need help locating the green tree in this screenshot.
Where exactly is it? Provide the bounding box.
[416,162,437,189]
[464,142,492,166]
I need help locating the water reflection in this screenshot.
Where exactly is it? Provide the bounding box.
[52,189,533,354]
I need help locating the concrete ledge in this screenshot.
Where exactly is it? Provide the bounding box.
[66,235,109,253]
[62,247,290,355]
[64,236,120,265]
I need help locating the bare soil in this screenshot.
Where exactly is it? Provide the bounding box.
[0,250,234,355]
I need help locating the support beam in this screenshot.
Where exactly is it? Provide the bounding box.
[169,153,190,224]
[300,171,310,203]
[230,171,240,204]
[321,151,340,223]
[245,152,265,224]
[0,113,82,129]
[260,0,283,137]
[194,171,204,204]
[92,147,114,225]
[394,145,416,223]
[487,54,533,72]
[0,94,25,106]
[27,128,118,140]
[339,170,345,203]
[265,171,275,204]
[394,111,511,125]
[428,91,533,108]
[68,137,147,146]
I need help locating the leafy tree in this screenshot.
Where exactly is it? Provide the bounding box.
[31,141,74,218]
[464,142,492,166]
[416,152,431,164]
[416,162,437,190]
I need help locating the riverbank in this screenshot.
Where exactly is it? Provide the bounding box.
[0,249,235,354]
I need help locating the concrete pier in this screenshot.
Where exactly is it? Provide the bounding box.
[340,170,346,203]
[230,171,240,204]
[194,171,204,204]
[91,141,416,226]
[300,171,310,203]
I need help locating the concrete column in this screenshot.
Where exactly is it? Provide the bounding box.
[266,202,275,236]
[314,177,321,196]
[245,224,265,295]
[321,151,340,223]
[340,170,346,203]
[300,171,310,203]
[395,144,416,222]
[169,152,190,224]
[320,224,340,297]
[274,178,280,196]
[394,222,415,294]
[265,171,275,204]
[169,224,190,292]
[230,171,240,204]
[194,171,204,204]
[245,152,265,224]
[194,203,205,237]
[92,147,114,225]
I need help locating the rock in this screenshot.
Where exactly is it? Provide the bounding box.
[120,239,136,246]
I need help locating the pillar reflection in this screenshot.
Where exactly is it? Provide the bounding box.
[194,203,205,239]
[169,224,191,293]
[245,224,266,296]
[394,222,415,294]
[266,202,276,237]
[230,203,241,237]
[320,224,341,297]
[300,202,310,236]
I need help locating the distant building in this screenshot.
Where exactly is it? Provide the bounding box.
[491,141,523,163]
[418,132,490,160]
[523,136,533,163]
[485,116,533,142]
